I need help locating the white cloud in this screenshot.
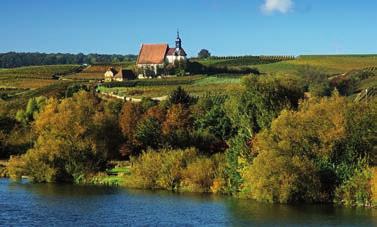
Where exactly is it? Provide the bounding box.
[261,0,294,14]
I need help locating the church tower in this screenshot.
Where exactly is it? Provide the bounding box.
[175,30,182,50]
[165,29,187,64]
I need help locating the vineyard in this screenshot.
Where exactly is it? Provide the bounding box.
[0,65,81,79]
[98,75,243,99]
[192,55,295,67]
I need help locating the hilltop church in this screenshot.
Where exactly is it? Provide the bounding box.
[136,31,187,77]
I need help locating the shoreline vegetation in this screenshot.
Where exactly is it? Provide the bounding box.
[1,55,377,208]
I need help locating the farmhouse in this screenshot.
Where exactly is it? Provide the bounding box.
[104,67,135,82]
[136,31,187,77]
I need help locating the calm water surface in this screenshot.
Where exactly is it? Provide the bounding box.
[1,178,377,226]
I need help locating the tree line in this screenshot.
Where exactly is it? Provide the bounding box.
[0,52,137,68]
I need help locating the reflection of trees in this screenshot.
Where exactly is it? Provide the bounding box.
[8,180,119,198]
[225,198,377,226]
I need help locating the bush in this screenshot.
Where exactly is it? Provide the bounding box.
[371,168,377,206]
[125,148,226,193]
[334,166,372,207]
[127,148,197,190]
[182,157,216,192]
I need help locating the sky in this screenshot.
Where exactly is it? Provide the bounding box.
[0,0,376,56]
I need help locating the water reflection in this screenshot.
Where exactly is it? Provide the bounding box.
[7,179,119,198]
[2,179,377,226]
[225,198,377,226]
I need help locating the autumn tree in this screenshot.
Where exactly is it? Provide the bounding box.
[119,102,144,143]
[162,104,192,147]
[224,74,305,193]
[8,91,120,182]
[243,94,348,203]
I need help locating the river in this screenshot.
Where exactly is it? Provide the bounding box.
[1,179,376,226]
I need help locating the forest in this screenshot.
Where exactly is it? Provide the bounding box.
[1,70,377,207]
[0,52,137,68]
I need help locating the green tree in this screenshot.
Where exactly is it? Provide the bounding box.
[15,96,47,125]
[135,117,162,149]
[168,86,195,107]
[198,49,211,59]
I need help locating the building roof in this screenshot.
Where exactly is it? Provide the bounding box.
[114,67,135,80]
[166,48,187,57]
[167,48,176,56]
[137,44,169,64]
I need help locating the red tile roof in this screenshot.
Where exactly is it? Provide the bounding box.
[137,44,169,64]
[167,48,176,56]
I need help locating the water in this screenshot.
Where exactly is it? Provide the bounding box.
[1,179,377,226]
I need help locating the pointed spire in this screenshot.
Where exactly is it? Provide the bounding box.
[175,29,182,49]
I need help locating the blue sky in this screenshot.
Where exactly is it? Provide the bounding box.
[0,0,376,56]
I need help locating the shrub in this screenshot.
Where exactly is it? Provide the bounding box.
[334,166,372,207]
[371,168,377,206]
[181,157,216,192]
[125,148,226,193]
[127,148,197,190]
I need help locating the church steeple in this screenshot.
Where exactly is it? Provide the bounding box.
[175,29,182,49]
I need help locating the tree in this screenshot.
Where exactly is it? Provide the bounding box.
[8,92,120,182]
[162,104,192,147]
[168,86,195,107]
[198,49,211,59]
[135,117,162,149]
[119,102,144,143]
[15,96,47,125]
[194,95,234,140]
[227,74,304,134]
[242,94,349,203]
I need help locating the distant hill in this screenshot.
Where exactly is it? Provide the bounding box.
[0,52,137,68]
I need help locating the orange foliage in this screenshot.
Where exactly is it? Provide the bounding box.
[119,102,143,142]
[162,104,192,135]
